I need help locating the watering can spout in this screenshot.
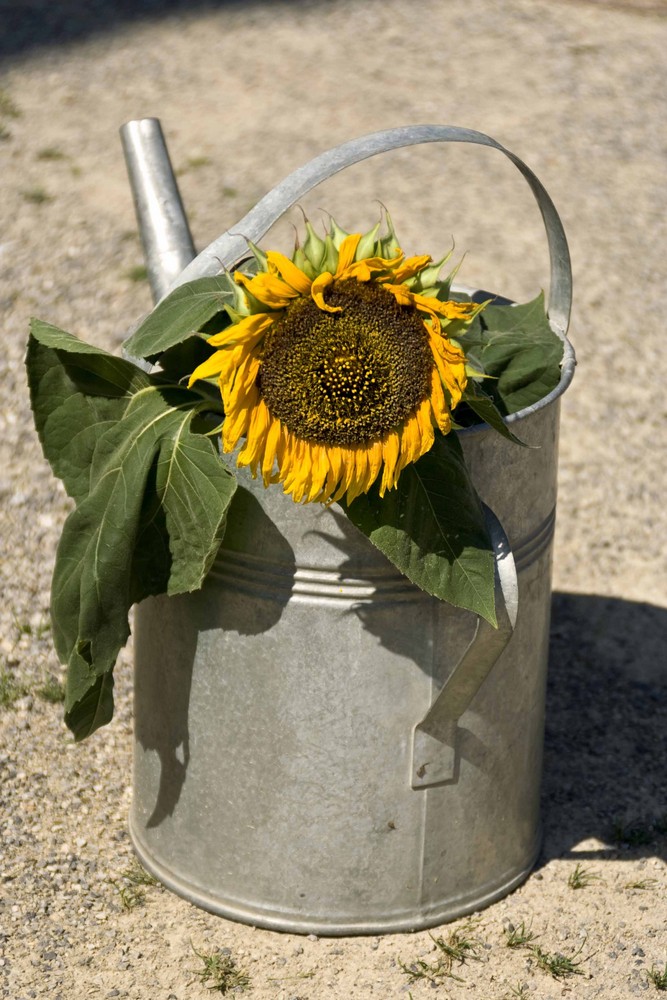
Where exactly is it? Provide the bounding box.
[120,117,196,303]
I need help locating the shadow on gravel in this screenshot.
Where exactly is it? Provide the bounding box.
[0,0,318,63]
[540,592,667,864]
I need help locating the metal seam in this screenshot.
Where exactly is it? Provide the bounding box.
[205,507,556,602]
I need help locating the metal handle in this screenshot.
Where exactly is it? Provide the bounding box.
[167,124,572,338]
[410,506,518,789]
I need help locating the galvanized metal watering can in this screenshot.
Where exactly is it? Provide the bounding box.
[121,120,574,935]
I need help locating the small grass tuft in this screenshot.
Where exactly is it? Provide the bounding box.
[0,670,28,708]
[176,155,213,176]
[36,676,66,704]
[13,616,50,640]
[120,859,159,888]
[506,984,530,999]
[504,921,589,982]
[0,89,21,118]
[21,187,53,205]
[504,920,537,948]
[530,942,586,980]
[399,921,481,985]
[125,264,148,283]
[266,971,315,984]
[567,862,602,889]
[647,963,667,990]
[191,943,251,993]
[187,155,212,170]
[37,146,66,161]
[625,877,659,890]
[107,860,159,911]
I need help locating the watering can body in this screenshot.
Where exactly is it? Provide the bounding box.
[123,121,574,933]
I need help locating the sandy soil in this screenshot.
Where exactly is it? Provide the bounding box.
[1,1,666,997]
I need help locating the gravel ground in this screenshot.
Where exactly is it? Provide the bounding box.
[1,1,666,997]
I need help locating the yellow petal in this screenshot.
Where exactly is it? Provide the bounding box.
[396,412,423,474]
[237,397,271,472]
[275,423,289,478]
[366,438,383,487]
[429,333,468,408]
[221,384,259,452]
[390,254,432,283]
[321,445,344,503]
[266,251,313,295]
[306,443,330,502]
[412,292,478,323]
[261,415,283,486]
[429,366,452,434]
[334,233,362,276]
[225,352,261,413]
[344,447,369,504]
[311,272,341,313]
[339,249,403,283]
[379,430,400,495]
[188,350,231,388]
[207,312,274,348]
[234,270,297,309]
[331,446,356,503]
[415,397,435,455]
[281,435,308,499]
[345,442,380,503]
[383,281,414,308]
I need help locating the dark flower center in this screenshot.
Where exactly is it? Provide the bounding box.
[257,279,433,446]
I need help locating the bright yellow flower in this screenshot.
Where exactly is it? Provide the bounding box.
[189,217,482,504]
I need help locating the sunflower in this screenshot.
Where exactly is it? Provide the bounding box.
[188,216,483,504]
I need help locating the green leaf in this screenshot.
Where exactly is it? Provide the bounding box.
[27,319,152,503]
[55,387,236,740]
[459,293,564,415]
[341,433,496,625]
[462,380,525,446]
[123,274,238,361]
[157,334,215,379]
[27,323,237,740]
[64,670,115,745]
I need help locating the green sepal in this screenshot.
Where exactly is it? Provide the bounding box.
[377,209,400,258]
[303,220,327,272]
[327,216,350,249]
[405,247,456,294]
[321,233,340,274]
[355,221,381,260]
[246,240,268,272]
[292,246,318,280]
[341,432,496,626]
